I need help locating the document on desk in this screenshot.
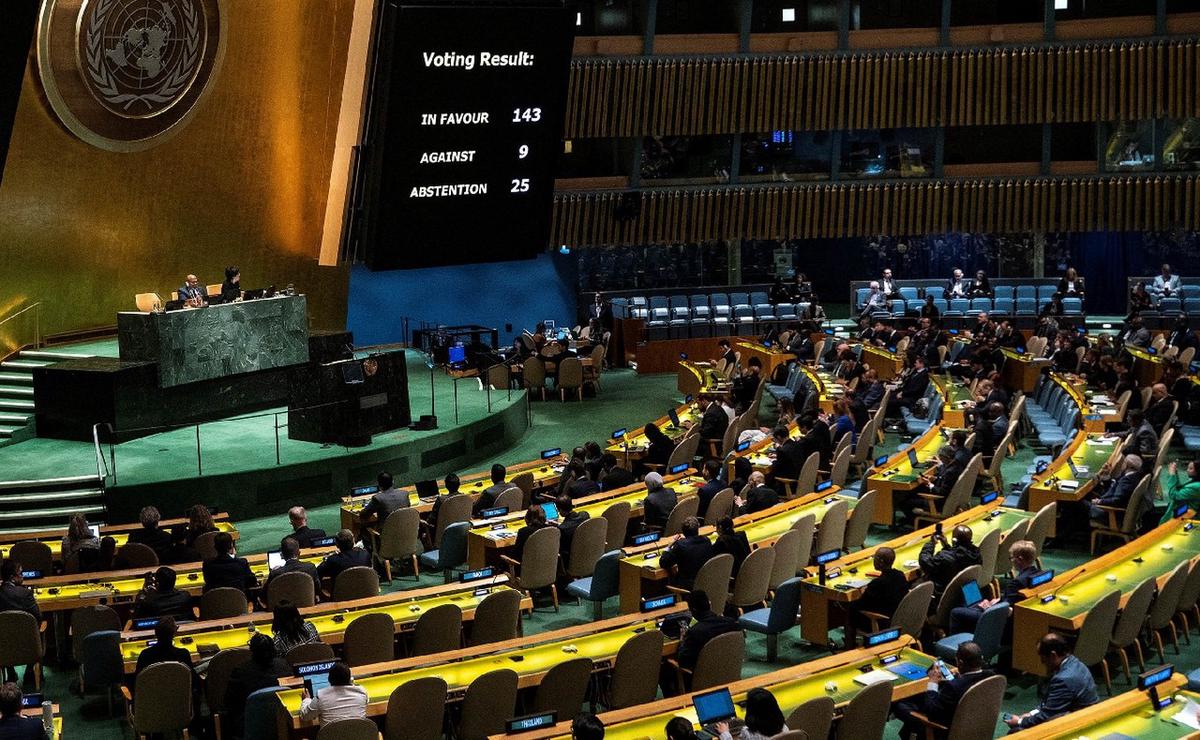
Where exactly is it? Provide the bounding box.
[853,669,898,686]
[1174,699,1200,730]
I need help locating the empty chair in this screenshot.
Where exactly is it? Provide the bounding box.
[600,501,631,551]
[768,530,802,591]
[9,541,52,574]
[199,587,247,620]
[679,554,734,617]
[729,546,776,614]
[286,642,335,667]
[673,629,744,693]
[888,581,935,649]
[458,669,519,740]
[470,589,522,645]
[566,549,621,620]
[412,602,462,656]
[975,527,1002,593]
[193,531,220,560]
[267,571,317,610]
[332,567,380,601]
[80,630,124,717]
[373,508,423,582]
[812,500,848,558]
[704,488,736,524]
[608,629,664,709]
[501,526,561,611]
[385,677,447,740]
[1025,503,1057,565]
[790,515,816,575]
[317,719,379,740]
[1148,561,1192,662]
[343,612,395,667]
[661,497,701,537]
[70,604,120,665]
[431,495,472,548]
[492,487,523,514]
[485,364,510,391]
[419,521,469,582]
[563,517,608,580]
[1173,559,1200,641]
[206,647,250,740]
[522,357,547,400]
[557,357,584,401]
[834,679,892,740]
[116,542,159,568]
[739,577,803,661]
[122,660,192,738]
[1110,577,1156,684]
[785,696,834,740]
[1073,590,1122,694]
[933,603,1011,666]
[533,657,593,722]
[843,490,876,551]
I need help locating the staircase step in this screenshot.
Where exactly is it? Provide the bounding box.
[0,386,33,398]
[0,399,33,412]
[18,350,93,361]
[0,373,32,386]
[0,360,49,370]
[0,475,101,491]
[0,488,103,506]
[0,505,106,522]
[0,427,16,439]
[0,413,29,425]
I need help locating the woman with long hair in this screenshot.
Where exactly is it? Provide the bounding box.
[271,601,319,657]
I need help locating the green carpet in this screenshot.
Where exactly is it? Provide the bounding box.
[29,366,1200,739]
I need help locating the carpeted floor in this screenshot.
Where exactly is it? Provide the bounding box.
[33,365,1199,739]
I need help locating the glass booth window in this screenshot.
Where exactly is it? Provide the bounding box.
[655,0,741,34]
[852,0,942,30]
[751,0,841,33]
[641,136,734,184]
[739,130,833,182]
[1164,119,1200,172]
[1103,122,1155,173]
[574,0,646,36]
[555,138,637,180]
[840,129,934,179]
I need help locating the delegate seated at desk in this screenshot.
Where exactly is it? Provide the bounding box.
[220,266,242,303]
[178,274,207,308]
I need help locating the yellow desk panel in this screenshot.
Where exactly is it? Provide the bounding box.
[605,402,702,460]
[0,519,238,561]
[864,424,956,525]
[1012,675,1192,739]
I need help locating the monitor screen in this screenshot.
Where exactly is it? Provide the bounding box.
[266,551,285,571]
[132,617,160,631]
[540,502,560,521]
[20,694,41,709]
[816,480,833,492]
[907,449,919,468]
[875,454,889,467]
[505,712,557,734]
[88,524,101,539]
[19,570,41,580]
[668,408,680,428]
[866,628,901,647]
[460,567,494,583]
[351,484,379,496]
[448,345,467,364]
[641,594,675,612]
[308,537,336,548]
[1176,503,1190,518]
[670,463,689,474]
[632,532,660,546]
[736,440,751,452]
[980,491,998,504]
[341,362,364,384]
[541,448,561,460]
[692,688,736,725]
[305,671,332,699]
[479,506,508,519]
[1030,570,1054,587]
[685,394,694,403]
[1139,665,1174,691]
[611,428,626,439]
[815,549,840,565]
[961,580,983,607]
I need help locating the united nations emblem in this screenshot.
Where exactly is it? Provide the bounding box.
[37,0,226,152]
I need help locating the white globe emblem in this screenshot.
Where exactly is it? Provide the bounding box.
[82,0,203,117]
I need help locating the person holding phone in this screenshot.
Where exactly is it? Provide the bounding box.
[298,662,367,727]
[918,525,980,600]
[892,641,993,738]
[1004,633,1098,729]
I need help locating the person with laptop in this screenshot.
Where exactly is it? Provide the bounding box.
[202,532,257,595]
[358,472,411,525]
[918,525,981,601]
[843,547,909,647]
[643,473,678,530]
[266,537,321,595]
[663,590,740,695]
[298,662,368,727]
[285,507,327,549]
[316,529,370,584]
[714,687,787,740]
[893,641,994,739]
[1004,632,1098,730]
[556,496,591,558]
[132,566,194,621]
[472,464,514,517]
[661,517,715,591]
[224,634,290,738]
[60,513,100,564]
[514,506,553,561]
[948,540,1038,635]
[0,682,46,740]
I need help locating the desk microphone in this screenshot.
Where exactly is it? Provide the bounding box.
[1051,567,1087,599]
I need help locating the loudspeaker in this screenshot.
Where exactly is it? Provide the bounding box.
[0,0,38,188]
[410,414,438,431]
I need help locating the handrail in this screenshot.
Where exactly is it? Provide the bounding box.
[92,422,115,487]
[0,302,41,349]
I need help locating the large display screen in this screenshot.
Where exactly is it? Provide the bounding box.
[364,0,576,270]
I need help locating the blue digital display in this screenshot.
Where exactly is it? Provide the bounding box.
[685,394,694,403]
[459,567,494,583]
[294,660,337,677]
[1176,504,1190,518]
[541,448,561,459]
[448,345,466,364]
[20,570,41,580]
[671,463,690,474]
[875,454,889,466]
[866,628,901,646]
[1139,665,1173,691]
[736,440,751,452]
[815,549,840,565]
[612,428,627,439]
[816,480,833,492]
[308,537,336,548]
[771,130,793,144]
[980,491,998,504]
[506,712,557,733]
[641,594,676,612]
[479,506,508,519]
[633,532,661,546]
[540,502,560,521]
[132,617,159,630]
[19,694,40,709]
[351,484,379,496]
[1030,570,1054,587]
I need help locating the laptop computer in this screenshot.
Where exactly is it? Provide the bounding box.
[266,551,285,571]
[907,448,931,470]
[693,688,742,739]
[540,502,560,521]
[667,407,681,429]
[961,580,984,608]
[414,480,440,499]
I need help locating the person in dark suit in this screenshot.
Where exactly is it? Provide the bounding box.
[735,472,780,515]
[663,590,741,694]
[555,496,591,558]
[643,423,676,471]
[286,507,327,549]
[889,355,931,416]
[716,339,737,368]
[427,472,460,535]
[968,270,994,298]
[694,460,726,521]
[202,532,257,594]
[1087,455,1144,522]
[696,395,729,444]
[711,516,751,576]
[660,517,715,591]
[598,454,635,492]
[766,427,802,489]
[513,506,551,561]
[472,464,513,517]
[0,561,39,686]
[1056,267,1085,299]
[1168,315,1198,352]
[223,634,291,739]
[1121,409,1159,464]
[918,525,981,600]
[178,274,206,306]
[642,473,677,529]
[265,537,321,595]
[920,295,940,320]
[134,617,196,677]
[880,268,900,299]
[1005,633,1099,730]
[316,529,370,584]
[949,539,1038,634]
[359,472,411,525]
[1144,383,1175,435]
[127,506,172,559]
[894,641,995,738]
[795,416,833,470]
[220,266,242,303]
[132,566,194,621]
[844,547,909,646]
[0,682,47,740]
[944,268,970,300]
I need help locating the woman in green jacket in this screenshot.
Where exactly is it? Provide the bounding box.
[1160,460,1200,523]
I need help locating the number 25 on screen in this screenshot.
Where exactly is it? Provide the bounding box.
[511,179,530,193]
[513,108,542,123]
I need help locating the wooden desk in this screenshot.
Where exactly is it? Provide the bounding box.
[494,637,934,739]
[32,548,334,613]
[799,503,1033,644]
[734,341,792,379]
[1012,515,1200,675]
[1011,674,1194,738]
[933,375,975,429]
[1000,348,1051,393]
[605,401,701,469]
[276,607,685,734]
[617,489,858,613]
[340,457,567,534]
[1126,345,1167,387]
[858,344,904,380]
[466,472,704,569]
[0,514,237,561]
[118,579,528,673]
[1026,432,1123,536]
[861,424,954,526]
[677,361,731,398]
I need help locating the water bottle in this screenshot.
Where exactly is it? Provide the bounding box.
[40,701,53,734]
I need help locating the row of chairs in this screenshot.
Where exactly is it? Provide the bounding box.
[866,296,1084,319]
[857,284,1064,306]
[643,303,813,340]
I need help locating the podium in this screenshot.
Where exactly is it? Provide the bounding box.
[287,351,411,446]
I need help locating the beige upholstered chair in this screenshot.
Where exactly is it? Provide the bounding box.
[332,566,379,601]
[199,588,248,620]
[458,669,519,739]
[122,660,192,738]
[343,612,395,667]
[469,589,522,646]
[206,647,250,740]
[385,677,447,740]
[412,602,462,657]
[608,629,664,709]
[373,507,423,582]
[267,571,316,609]
[500,526,561,611]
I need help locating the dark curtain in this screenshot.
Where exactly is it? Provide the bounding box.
[1064,232,1148,315]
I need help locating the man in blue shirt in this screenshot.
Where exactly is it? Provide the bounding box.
[1005,632,1098,730]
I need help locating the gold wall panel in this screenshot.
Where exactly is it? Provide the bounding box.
[0,0,355,348]
[550,175,1200,248]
